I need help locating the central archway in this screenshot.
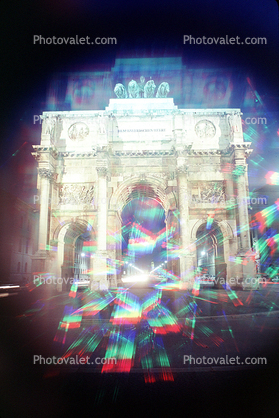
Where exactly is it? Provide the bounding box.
[109,176,178,284]
[122,196,166,273]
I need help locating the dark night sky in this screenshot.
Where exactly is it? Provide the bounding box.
[0,0,278,188]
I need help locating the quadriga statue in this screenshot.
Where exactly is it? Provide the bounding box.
[114,83,128,98]
[144,80,156,98]
[128,80,140,98]
[156,82,170,98]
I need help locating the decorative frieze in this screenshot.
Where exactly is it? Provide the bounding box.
[195,120,216,139]
[113,149,175,157]
[58,151,97,158]
[197,182,226,203]
[32,146,58,159]
[59,184,95,205]
[68,122,89,141]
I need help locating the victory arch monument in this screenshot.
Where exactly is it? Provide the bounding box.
[32,77,256,290]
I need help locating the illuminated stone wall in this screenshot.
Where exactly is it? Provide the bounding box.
[32,96,255,289]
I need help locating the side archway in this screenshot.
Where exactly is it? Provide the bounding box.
[53,220,96,286]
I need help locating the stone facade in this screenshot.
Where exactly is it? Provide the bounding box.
[32,97,256,290]
[0,189,39,283]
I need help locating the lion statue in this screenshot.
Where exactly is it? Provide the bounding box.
[156,82,170,98]
[144,80,156,98]
[128,80,140,98]
[114,83,128,99]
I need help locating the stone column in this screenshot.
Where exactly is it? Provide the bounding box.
[233,146,256,286]
[38,169,52,251]
[165,210,170,268]
[177,166,194,288]
[235,165,250,251]
[107,210,121,287]
[31,168,53,276]
[92,167,109,290]
[97,167,108,251]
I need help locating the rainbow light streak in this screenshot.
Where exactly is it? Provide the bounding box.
[206,213,215,230]
[107,230,123,248]
[154,336,174,381]
[222,310,239,352]
[255,199,279,233]
[266,234,279,257]
[232,165,245,180]
[127,222,157,254]
[176,296,196,317]
[265,171,279,185]
[187,301,197,340]
[144,304,180,334]
[54,305,82,344]
[221,163,234,173]
[192,277,201,296]
[265,264,279,279]
[141,289,162,313]
[137,329,156,382]
[60,327,103,360]
[225,283,243,307]
[111,291,142,324]
[102,328,136,373]
[82,240,97,252]
[69,281,78,298]
[73,290,115,317]
[46,263,279,377]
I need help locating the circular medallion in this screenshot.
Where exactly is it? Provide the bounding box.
[68,122,89,141]
[195,120,216,139]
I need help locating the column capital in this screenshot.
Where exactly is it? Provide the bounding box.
[96,167,108,178]
[38,168,57,182]
[176,165,188,175]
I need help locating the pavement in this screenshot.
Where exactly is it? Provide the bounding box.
[0,283,279,418]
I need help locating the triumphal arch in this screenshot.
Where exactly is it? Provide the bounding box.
[32,79,255,290]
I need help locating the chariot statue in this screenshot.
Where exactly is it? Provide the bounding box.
[113,78,169,99]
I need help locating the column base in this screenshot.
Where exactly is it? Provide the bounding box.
[179,255,195,289]
[230,251,257,289]
[90,252,109,291]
